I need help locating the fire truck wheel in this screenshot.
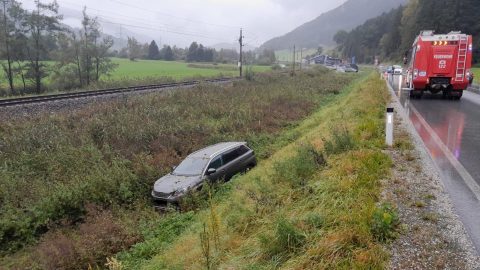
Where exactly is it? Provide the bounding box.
[442,90,449,99]
[454,90,463,100]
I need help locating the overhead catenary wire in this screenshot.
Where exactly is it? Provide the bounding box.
[53,0,224,37]
[97,19,233,42]
[105,0,241,29]
[20,0,261,46]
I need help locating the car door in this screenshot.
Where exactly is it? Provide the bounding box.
[221,146,250,180]
[205,155,224,182]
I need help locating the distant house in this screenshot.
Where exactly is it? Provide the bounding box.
[308,55,327,65]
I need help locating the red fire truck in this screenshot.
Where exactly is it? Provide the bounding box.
[406,31,473,100]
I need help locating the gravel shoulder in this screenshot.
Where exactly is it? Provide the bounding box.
[384,88,480,269]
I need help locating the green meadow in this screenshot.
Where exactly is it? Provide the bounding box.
[0,58,272,95]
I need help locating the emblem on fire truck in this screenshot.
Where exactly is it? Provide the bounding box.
[439,60,447,69]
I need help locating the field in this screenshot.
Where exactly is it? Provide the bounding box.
[275,48,318,62]
[118,71,394,269]
[0,68,360,269]
[109,58,271,80]
[0,58,271,95]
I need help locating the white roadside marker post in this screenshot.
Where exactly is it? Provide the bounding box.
[386,107,394,146]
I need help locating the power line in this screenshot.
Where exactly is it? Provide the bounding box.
[96,13,224,39]
[97,19,233,42]
[105,0,240,29]
[53,0,228,38]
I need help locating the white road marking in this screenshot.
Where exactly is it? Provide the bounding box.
[408,105,480,201]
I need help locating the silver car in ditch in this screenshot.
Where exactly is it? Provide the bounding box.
[151,142,256,206]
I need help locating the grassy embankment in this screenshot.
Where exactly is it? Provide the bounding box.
[0,58,271,95]
[116,72,397,269]
[0,68,356,269]
[473,67,479,82]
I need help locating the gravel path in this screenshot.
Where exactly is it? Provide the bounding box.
[384,88,480,269]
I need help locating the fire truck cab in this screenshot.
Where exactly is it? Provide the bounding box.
[406,30,473,100]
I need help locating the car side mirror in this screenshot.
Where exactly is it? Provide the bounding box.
[206,168,216,175]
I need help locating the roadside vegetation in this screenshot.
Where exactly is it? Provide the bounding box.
[116,72,395,269]
[473,67,479,83]
[0,68,356,269]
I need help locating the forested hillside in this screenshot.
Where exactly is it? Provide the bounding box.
[261,0,406,50]
[335,0,480,63]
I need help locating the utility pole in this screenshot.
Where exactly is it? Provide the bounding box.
[292,45,296,75]
[238,28,244,77]
[300,48,304,71]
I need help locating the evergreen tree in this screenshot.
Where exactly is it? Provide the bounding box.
[187,41,199,62]
[162,45,174,61]
[148,40,159,60]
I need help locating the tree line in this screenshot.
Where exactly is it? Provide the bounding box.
[0,0,277,96]
[334,0,480,64]
[0,0,117,94]
[113,38,276,66]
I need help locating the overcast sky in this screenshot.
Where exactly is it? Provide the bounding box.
[21,0,345,48]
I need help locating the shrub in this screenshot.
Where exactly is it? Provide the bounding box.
[273,144,325,188]
[36,206,141,270]
[245,66,255,81]
[50,63,82,91]
[260,218,306,258]
[371,203,400,242]
[304,213,325,229]
[323,127,356,156]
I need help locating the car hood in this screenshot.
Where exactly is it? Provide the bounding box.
[153,174,202,195]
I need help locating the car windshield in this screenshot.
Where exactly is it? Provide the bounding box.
[173,157,209,176]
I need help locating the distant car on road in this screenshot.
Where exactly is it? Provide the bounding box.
[345,64,359,73]
[152,142,256,207]
[393,65,403,75]
[386,66,394,74]
[325,64,337,70]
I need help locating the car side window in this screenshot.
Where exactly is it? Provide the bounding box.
[222,145,249,165]
[208,156,223,170]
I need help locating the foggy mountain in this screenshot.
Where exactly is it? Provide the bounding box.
[261,0,407,50]
[59,5,155,50]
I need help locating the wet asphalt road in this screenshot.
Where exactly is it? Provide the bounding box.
[388,74,480,252]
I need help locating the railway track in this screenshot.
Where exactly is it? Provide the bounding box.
[0,77,237,107]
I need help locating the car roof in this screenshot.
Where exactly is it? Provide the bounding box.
[188,142,246,159]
